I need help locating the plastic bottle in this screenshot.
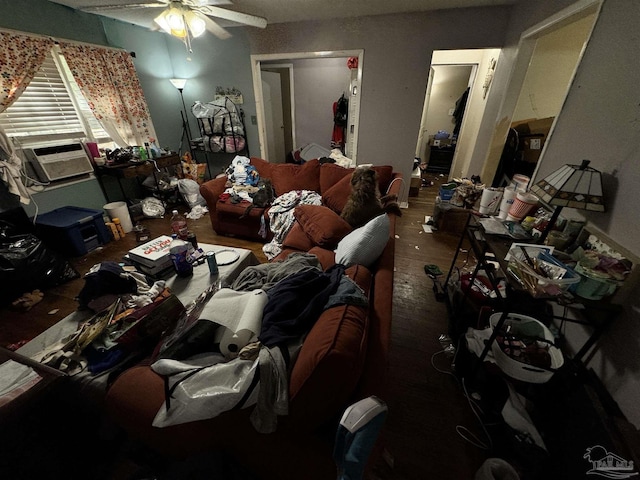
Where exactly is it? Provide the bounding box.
[170,209,188,240]
[138,145,148,161]
[169,234,193,277]
[112,218,126,238]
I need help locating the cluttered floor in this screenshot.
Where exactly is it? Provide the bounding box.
[3,173,631,479]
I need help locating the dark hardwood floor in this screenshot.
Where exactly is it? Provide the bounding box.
[0,175,491,479]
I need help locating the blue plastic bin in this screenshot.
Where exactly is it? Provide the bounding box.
[35,206,111,257]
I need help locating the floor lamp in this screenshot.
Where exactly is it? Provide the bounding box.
[530,159,605,244]
[170,78,193,154]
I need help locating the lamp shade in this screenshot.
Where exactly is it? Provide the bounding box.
[530,160,605,212]
[170,78,187,90]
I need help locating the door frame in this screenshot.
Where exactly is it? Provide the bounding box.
[481,0,602,184]
[251,49,364,162]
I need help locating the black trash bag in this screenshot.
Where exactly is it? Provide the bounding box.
[0,232,79,305]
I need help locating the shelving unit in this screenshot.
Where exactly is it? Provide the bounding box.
[191,97,249,179]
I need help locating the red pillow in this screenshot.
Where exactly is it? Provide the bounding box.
[270,159,321,196]
[282,222,315,252]
[250,157,273,179]
[321,174,352,214]
[319,163,353,194]
[294,205,352,248]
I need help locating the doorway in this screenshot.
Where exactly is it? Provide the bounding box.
[417,64,475,176]
[415,48,501,183]
[251,50,364,163]
[261,65,293,164]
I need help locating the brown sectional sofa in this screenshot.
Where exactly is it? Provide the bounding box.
[199,157,399,242]
[105,159,402,480]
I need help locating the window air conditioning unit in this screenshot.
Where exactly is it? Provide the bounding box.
[23,143,94,182]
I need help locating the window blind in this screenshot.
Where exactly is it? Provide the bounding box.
[0,50,110,145]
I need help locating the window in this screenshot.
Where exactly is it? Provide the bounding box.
[0,46,112,148]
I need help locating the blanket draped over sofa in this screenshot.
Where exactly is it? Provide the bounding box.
[105,158,403,480]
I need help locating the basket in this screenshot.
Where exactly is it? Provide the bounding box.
[489,313,564,383]
[506,247,580,298]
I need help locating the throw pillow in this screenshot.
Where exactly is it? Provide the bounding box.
[294,205,352,248]
[269,159,321,196]
[282,222,316,252]
[321,173,352,214]
[319,163,353,194]
[335,213,390,267]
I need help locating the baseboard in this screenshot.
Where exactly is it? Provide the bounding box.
[400,201,409,209]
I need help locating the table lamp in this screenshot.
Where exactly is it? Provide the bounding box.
[530,159,605,243]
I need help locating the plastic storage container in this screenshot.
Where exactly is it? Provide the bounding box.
[35,206,110,256]
[506,247,580,298]
[489,312,564,383]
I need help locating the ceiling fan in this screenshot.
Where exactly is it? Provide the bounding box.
[78,1,267,43]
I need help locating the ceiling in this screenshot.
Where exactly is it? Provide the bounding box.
[47,0,517,30]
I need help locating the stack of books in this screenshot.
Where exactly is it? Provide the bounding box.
[126,235,174,276]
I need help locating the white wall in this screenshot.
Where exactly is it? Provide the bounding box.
[512,12,595,122]
[289,57,351,151]
[247,8,509,196]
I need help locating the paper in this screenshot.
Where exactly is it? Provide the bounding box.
[200,288,268,358]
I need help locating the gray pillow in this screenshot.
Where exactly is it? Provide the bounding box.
[335,214,390,267]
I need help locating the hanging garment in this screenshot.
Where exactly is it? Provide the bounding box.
[331,94,348,151]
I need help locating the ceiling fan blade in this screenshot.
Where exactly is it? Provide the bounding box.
[198,5,267,29]
[199,14,232,40]
[79,3,168,12]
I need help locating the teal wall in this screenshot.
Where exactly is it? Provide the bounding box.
[0,0,258,216]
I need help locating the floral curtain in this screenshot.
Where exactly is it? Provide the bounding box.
[59,42,157,147]
[0,32,53,113]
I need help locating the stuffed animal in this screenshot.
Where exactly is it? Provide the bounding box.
[340,167,402,229]
[11,289,44,311]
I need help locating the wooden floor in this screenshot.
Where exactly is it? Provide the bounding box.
[0,175,490,479]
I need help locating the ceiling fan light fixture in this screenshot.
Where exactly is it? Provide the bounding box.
[185,10,207,38]
[166,5,186,31]
[153,11,172,35]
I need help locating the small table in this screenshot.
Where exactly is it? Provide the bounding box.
[95,154,181,204]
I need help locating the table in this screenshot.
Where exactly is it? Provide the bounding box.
[16,245,259,380]
[94,154,182,204]
[444,213,621,371]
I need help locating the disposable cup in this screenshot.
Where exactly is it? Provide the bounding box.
[507,192,539,221]
[479,188,503,215]
[104,201,133,233]
[498,186,517,219]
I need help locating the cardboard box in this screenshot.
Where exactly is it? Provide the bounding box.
[511,116,554,164]
[128,235,173,268]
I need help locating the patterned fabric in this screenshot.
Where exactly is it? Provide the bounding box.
[59,42,157,147]
[263,190,322,260]
[0,32,53,113]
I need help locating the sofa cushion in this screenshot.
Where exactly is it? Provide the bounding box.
[321,174,352,214]
[282,222,315,252]
[250,157,274,179]
[335,213,390,268]
[294,205,352,249]
[288,264,371,429]
[319,163,353,194]
[269,159,321,197]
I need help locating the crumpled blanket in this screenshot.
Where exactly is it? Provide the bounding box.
[263,190,322,260]
[231,252,322,292]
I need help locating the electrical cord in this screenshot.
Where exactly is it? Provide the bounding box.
[386,176,405,199]
[430,336,495,451]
